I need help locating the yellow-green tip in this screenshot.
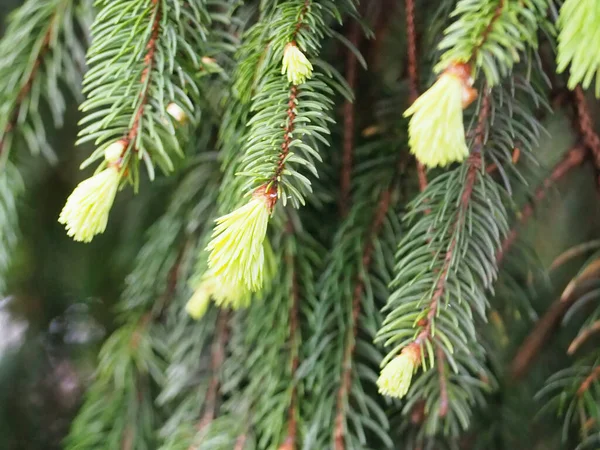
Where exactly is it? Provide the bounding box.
[377,345,421,399]
[557,0,600,96]
[206,187,273,296]
[59,143,124,243]
[185,278,215,320]
[282,42,313,86]
[404,63,476,168]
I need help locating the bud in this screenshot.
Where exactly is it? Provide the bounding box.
[104,140,126,165]
[185,278,215,320]
[166,103,187,124]
[377,345,421,399]
[206,187,273,294]
[404,63,477,168]
[58,167,120,243]
[281,42,313,85]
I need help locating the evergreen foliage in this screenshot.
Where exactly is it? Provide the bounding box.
[3,0,600,449]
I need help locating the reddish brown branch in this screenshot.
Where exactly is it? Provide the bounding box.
[0,15,57,156]
[270,86,298,198]
[469,0,506,65]
[569,321,600,355]
[339,21,361,217]
[126,0,161,148]
[280,239,301,450]
[497,145,587,264]
[197,312,229,433]
[573,86,600,184]
[578,366,600,397]
[404,0,427,192]
[333,187,393,450]
[291,0,311,41]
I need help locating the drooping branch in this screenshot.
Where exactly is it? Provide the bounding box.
[125,0,161,150]
[507,147,588,380]
[333,187,393,450]
[339,20,362,216]
[198,311,229,432]
[404,0,427,192]
[497,145,587,264]
[573,86,600,185]
[569,321,600,355]
[577,366,600,396]
[468,0,506,65]
[281,224,301,449]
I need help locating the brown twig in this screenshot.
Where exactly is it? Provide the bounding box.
[468,0,506,66]
[573,86,600,184]
[339,20,362,217]
[270,85,298,200]
[280,232,301,450]
[125,0,161,149]
[568,321,600,355]
[333,187,393,450]
[197,311,229,434]
[497,145,587,264]
[577,366,600,397]
[404,0,427,192]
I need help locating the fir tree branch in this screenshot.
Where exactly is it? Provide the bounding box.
[78,0,213,186]
[198,311,230,432]
[497,145,587,265]
[569,321,600,355]
[506,147,587,380]
[126,0,161,148]
[468,0,506,66]
[334,186,393,450]
[281,227,301,449]
[577,366,600,397]
[0,0,89,161]
[404,0,427,191]
[340,20,361,216]
[573,86,600,185]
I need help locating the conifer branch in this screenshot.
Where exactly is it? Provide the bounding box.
[334,186,393,450]
[126,0,161,148]
[497,145,587,265]
[0,0,88,161]
[282,231,301,449]
[577,366,600,397]
[573,86,600,185]
[198,311,230,432]
[340,20,361,216]
[569,321,600,356]
[468,0,506,66]
[404,0,427,191]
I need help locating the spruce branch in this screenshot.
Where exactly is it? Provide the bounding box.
[77,0,214,188]
[436,0,548,86]
[281,225,301,449]
[498,145,587,266]
[339,17,363,217]
[306,137,401,449]
[404,0,427,191]
[0,0,89,161]
[573,86,600,186]
[333,186,394,450]
[198,311,230,432]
